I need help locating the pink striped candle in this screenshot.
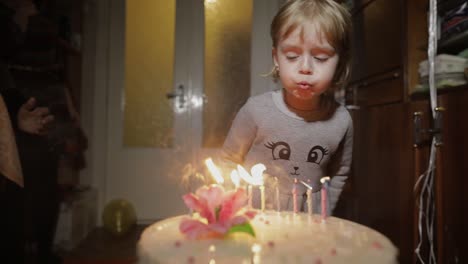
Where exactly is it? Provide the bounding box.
[321,186,327,220]
[320,177,330,221]
[292,178,298,213]
[248,185,253,209]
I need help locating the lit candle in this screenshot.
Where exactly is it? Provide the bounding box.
[292,178,298,213]
[275,177,280,212]
[250,164,266,211]
[248,185,253,208]
[259,185,265,211]
[205,158,224,184]
[237,163,266,210]
[300,180,313,216]
[320,176,331,221]
[230,170,241,190]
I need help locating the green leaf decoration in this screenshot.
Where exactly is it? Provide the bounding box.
[226,222,256,238]
[215,206,221,221]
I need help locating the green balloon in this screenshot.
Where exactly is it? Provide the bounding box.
[102,199,137,236]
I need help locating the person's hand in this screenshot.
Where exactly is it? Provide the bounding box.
[17,97,54,135]
[12,0,38,32]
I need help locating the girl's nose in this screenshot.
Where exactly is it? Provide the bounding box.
[299,57,313,74]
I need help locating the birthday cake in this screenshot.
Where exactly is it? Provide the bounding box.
[137,185,398,264]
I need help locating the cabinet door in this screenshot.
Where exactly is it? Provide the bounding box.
[348,69,403,106]
[351,0,403,81]
[352,103,414,264]
[411,88,468,264]
[437,90,468,264]
[411,99,432,264]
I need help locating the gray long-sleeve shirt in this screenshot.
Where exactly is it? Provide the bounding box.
[222,90,353,213]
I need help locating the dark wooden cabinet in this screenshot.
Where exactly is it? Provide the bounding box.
[349,102,414,264]
[345,0,468,263]
[347,68,403,106]
[412,88,468,264]
[348,0,405,106]
[350,0,404,82]
[349,87,468,264]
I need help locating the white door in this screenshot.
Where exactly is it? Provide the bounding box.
[102,0,280,222]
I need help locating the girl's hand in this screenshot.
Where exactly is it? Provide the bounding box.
[17,97,54,135]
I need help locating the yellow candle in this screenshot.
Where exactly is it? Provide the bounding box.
[292,178,298,213]
[259,185,265,211]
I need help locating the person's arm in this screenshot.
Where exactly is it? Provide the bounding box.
[1,89,24,129]
[325,116,354,213]
[220,99,257,168]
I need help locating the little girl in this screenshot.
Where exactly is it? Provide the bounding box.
[221,0,353,213]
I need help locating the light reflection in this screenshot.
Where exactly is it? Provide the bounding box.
[251,243,262,254]
[205,0,217,4]
[209,244,216,253]
[173,95,204,114]
[251,243,262,264]
[191,95,203,108]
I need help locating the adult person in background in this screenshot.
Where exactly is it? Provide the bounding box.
[1,0,62,263]
[0,94,54,263]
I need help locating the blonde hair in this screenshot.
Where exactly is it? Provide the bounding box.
[270,0,352,88]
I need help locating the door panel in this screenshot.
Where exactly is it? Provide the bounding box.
[107,0,204,221]
[352,103,414,263]
[203,0,252,147]
[124,0,176,148]
[105,0,264,221]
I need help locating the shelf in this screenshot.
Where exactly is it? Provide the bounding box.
[417,30,468,54]
[410,83,468,100]
[438,30,468,54]
[437,0,466,15]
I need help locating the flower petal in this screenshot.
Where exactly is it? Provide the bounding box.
[243,210,257,220]
[182,193,214,223]
[179,218,211,240]
[196,185,225,222]
[209,222,230,234]
[230,215,249,226]
[219,188,248,223]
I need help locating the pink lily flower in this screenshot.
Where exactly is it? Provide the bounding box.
[180,185,257,239]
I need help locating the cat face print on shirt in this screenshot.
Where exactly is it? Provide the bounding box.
[264,141,329,180]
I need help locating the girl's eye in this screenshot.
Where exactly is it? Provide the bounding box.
[286,55,299,60]
[314,57,329,62]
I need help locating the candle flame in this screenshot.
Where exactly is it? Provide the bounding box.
[300,180,313,190]
[205,158,224,184]
[230,170,240,187]
[236,163,265,186]
[320,176,331,184]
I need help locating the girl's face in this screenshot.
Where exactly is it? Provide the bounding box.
[273,22,339,109]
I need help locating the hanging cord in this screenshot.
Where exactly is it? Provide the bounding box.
[414,139,437,264]
[414,0,438,263]
[428,0,438,118]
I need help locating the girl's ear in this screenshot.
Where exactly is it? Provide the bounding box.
[272,47,279,67]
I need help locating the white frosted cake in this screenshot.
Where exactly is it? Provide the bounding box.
[138,183,397,264]
[138,211,398,264]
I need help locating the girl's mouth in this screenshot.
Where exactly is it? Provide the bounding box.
[297,82,312,89]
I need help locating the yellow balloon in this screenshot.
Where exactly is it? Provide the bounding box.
[102,199,137,236]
